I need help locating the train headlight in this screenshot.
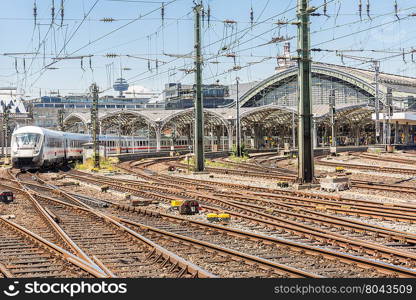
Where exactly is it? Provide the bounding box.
[34,150,39,155]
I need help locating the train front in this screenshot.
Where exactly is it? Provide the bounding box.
[11,127,44,170]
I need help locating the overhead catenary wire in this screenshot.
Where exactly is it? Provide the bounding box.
[6,0,416,94]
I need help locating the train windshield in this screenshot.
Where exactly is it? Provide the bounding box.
[14,133,41,147]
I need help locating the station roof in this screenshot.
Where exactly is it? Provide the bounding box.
[63,103,374,133]
[236,62,416,108]
[372,111,416,125]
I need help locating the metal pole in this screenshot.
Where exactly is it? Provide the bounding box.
[118,114,121,153]
[2,103,9,162]
[386,87,393,146]
[58,109,65,131]
[132,123,135,154]
[4,106,9,164]
[374,61,380,144]
[90,83,99,168]
[236,77,242,156]
[296,0,314,183]
[394,121,399,145]
[147,123,150,153]
[194,3,204,172]
[329,89,336,147]
[1,103,5,158]
[291,111,296,150]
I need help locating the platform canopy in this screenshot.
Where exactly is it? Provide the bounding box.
[63,112,90,133]
[372,111,416,125]
[99,110,156,135]
[315,104,375,127]
[239,105,297,129]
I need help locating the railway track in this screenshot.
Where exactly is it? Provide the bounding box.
[97,164,416,224]
[221,154,416,197]
[6,171,214,278]
[62,167,416,270]
[37,171,416,278]
[23,192,213,277]
[316,159,416,176]
[350,180,416,195]
[360,153,416,166]
[0,216,104,278]
[174,162,296,181]
[31,192,318,278]
[0,171,102,267]
[105,201,416,277]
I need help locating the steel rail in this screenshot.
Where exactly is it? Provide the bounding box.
[29,191,215,278]
[63,169,416,268]
[0,217,107,278]
[6,171,108,275]
[106,201,416,277]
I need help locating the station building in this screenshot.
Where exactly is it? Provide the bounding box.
[60,61,416,152]
[164,83,233,109]
[2,59,416,153]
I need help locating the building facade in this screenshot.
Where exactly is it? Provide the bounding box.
[164,83,233,109]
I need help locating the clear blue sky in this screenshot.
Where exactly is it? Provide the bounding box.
[0,0,415,97]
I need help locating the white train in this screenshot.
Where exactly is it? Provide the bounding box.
[11,126,229,170]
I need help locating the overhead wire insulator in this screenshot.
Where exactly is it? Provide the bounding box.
[100,18,116,22]
[89,57,93,71]
[276,19,287,26]
[395,0,400,20]
[161,2,165,26]
[366,0,371,20]
[60,0,64,27]
[411,48,415,63]
[250,6,254,27]
[207,5,211,26]
[33,1,37,27]
[51,0,55,24]
[323,0,328,16]
[201,1,205,24]
[402,49,406,63]
[148,60,151,71]
[358,0,362,20]
[105,53,118,58]
[23,58,26,73]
